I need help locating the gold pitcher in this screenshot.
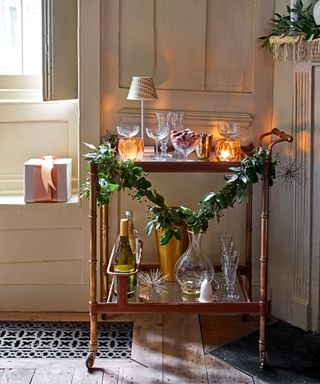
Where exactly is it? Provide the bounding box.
[155,227,189,281]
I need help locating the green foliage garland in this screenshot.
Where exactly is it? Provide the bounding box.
[81,140,276,245]
[259,0,320,48]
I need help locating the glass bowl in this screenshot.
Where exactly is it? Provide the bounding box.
[116,124,140,138]
[217,122,240,139]
[170,129,200,159]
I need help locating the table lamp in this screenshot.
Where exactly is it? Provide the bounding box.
[127,77,158,141]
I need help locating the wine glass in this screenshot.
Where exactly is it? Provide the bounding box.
[170,111,184,158]
[145,125,169,160]
[221,249,240,301]
[156,112,172,158]
[171,111,184,131]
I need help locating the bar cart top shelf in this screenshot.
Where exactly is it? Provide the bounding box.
[135,145,254,173]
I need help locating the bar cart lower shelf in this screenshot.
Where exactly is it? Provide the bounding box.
[86,128,293,370]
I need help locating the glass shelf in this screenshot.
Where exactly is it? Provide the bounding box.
[111,273,245,305]
[136,153,241,173]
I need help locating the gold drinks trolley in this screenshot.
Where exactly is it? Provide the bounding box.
[86,128,293,369]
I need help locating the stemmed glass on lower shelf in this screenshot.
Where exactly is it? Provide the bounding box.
[221,248,240,301]
[146,125,169,160]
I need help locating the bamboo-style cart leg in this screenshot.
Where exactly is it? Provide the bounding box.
[86,162,98,369]
[87,314,97,369]
[242,185,253,322]
[246,184,253,301]
[100,205,109,311]
[259,161,270,369]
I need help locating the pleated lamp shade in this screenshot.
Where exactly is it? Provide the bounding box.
[127,77,158,100]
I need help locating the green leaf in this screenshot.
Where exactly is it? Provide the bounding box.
[160,229,173,245]
[83,142,97,151]
[178,206,193,215]
[107,183,119,192]
[173,230,182,241]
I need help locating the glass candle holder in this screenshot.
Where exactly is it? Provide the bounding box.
[215,122,241,162]
[118,137,144,161]
[196,134,213,160]
[215,138,241,162]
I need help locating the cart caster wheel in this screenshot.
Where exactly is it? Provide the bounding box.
[260,351,267,369]
[86,352,96,369]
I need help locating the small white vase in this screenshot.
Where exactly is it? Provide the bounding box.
[314,0,320,25]
[198,278,213,303]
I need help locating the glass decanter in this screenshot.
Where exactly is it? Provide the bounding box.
[174,231,215,301]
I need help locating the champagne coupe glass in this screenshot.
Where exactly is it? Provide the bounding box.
[116,124,140,138]
[146,125,169,160]
[156,112,172,158]
[217,121,240,139]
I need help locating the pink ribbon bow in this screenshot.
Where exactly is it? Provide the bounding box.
[41,155,57,192]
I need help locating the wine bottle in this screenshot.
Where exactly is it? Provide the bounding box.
[114,218,136,296]
[125,210,139,261]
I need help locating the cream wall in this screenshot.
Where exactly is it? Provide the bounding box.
[101,0,275,297]
[0,0,276,312]
[270,0,320,332]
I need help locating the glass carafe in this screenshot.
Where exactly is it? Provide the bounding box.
[174,231,214,301]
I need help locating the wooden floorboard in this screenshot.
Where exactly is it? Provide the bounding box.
[31,368,74,384]
[0,313,264,383]
[71,368,104,384]
[0,369,35,384]
[71,367,120,384]
[163,314,207,383]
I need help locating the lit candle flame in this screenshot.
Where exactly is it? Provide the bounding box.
[220,149,231,160]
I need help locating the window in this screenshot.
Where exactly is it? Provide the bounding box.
[0,0,78,102]
[0,0,78,197]
[0,0,42,101]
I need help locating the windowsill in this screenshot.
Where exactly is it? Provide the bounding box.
[0,194,80,206]
[0,89,42,103]
[0,98,79,105]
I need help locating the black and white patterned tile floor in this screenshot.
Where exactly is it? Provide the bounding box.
[0,321,132,359]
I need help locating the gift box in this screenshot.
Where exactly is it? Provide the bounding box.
[24,156,72,203]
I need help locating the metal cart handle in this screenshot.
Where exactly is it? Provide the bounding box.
[258,128,293,155]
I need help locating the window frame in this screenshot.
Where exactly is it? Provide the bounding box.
[0,0,78,102]
[0,0,43,101]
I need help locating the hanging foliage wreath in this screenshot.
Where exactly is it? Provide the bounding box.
[81,136,276,245]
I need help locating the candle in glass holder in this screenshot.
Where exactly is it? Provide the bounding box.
[196,134,213,160]
[215,138,241,162]
[118,137,144,161]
